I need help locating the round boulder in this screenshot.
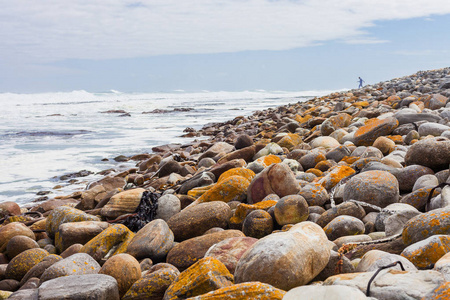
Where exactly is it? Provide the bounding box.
[242,210,273,239]
[6,235,39,259]
[343,170,399,209]
[274,195,309,226]
[323,215,365,241]
[405,137,450,170]
[99,253,141,297]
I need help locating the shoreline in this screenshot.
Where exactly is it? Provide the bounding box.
[1,67,450,298]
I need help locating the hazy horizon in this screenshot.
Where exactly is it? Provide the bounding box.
[1,1,450,93]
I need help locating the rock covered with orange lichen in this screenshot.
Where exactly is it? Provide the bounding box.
[163,257,234,300]
[186,282,286,300]
[401,235,450,269]
[352,117,399,146]
[343,170,399,209]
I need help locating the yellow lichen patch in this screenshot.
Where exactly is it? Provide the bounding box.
[188,282,286,300]
[387,135,403,144]
[188,184,214,199]
[197,176,250,204]
[386,95,401,103]
[2,215,33,225]
[352,101,370,107]
[164,257,234,300]
[230,201,278,225]
[340,156,359,164]
[319,165,356,190]
[218,168,256,183]
[294,114,312,124]
[80,224,134,262]
[255,155,282,167]
[29,218,47,231]
[401,236,450,269]
[276,133,302,150]
[306,168,323,177]
[122,268,179,300]
[5,248,49,281]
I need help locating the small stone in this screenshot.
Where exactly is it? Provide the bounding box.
[19,255,62,286]
[317,202,366,228]
[372,136,395,155]
[0,223,35,253]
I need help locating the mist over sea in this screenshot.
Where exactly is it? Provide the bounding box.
[0,89,331,205]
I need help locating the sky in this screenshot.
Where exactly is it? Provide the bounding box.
[1,0,450,93]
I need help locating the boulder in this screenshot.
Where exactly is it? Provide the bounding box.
[167,201,231,242]
[126,219,174,262]
[156,194,181,221]
[45,206,100,239]
[274,195,309,226]
[196,175,250,204]
[0,223,35,253]
[39,253,100,283]
[19,255,62,286]
[187,282,286,300]
[401,235,450,269]
[247,163,300,204]
[343,170,399,209]
[299,183,329,206]
[394,165,434,192]
[6,236,39,259]
[55,221,109,252]
[5,249,49,281]
[100,188,146,219]
[323,215,365,241]
[99,253,141,297]
[402,207,450,245]
[38,274,119,300]
[405,137,450,170]
[242,210,273,239]
[163,257,233,300]
[234,222,330,290]
[204,237,258,274]
[353,117,399,146]
[284,285,369,300]
[166,230,244,271]
[356,250,417,272]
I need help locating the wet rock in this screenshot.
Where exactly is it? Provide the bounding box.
[99,253,141,297]
[235,222,330,290]
[167,201,231,242]
[126,219,174,262]
[166,230,244,270]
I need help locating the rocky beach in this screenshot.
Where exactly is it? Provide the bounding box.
[1,67,450,299]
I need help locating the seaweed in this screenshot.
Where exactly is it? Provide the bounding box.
[115,191,160,232]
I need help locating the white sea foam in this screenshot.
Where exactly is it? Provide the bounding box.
[0,90,332,205]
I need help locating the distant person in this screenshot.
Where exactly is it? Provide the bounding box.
[358,77,365,88]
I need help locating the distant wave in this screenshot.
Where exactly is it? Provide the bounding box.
[2,130,92,138]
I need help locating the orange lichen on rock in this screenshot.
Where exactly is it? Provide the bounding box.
[218,168,256,183]
[353,117,399,146]
[230,200,278,226]
[80,224,135,262]
[422,282,450,300]
[319,165,356,190]
[197,176,250,203]
[186,282,286,300]
[164,257,234,300]
[188,184,214,199]
[276,134,302,150]
[306,168,323,177]
[401,235,450,269]
[387,135,404,144]
[294,114,312,124]
[340,156,359,164]
[255,155,282,167]
[352,101,370,107]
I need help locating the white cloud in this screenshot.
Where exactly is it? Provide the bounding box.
[1,0,450,63]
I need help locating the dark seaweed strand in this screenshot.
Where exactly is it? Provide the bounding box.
[117,191,160,232]
[426,182,450,211]
[366,261,405,297]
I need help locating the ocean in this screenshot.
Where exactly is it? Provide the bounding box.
[0,90,330,206]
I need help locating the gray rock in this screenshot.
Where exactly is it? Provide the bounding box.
[412,174,439,191]
[324,269,445,300]
[394,165,434,192]
[356,250,417,272]
[39,253,101,284]
[284,285,369,300]
[156,194,181,221]
[405,137,450,170]
[395,113,442,125]
[38,274,119,300]
[323,215,365,241]
[418,123,450,137]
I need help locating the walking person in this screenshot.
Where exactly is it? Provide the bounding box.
[358,77,365,88]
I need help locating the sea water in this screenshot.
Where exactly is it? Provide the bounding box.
[0,90,330,205]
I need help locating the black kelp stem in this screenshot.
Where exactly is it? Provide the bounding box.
[366,261,405,297]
